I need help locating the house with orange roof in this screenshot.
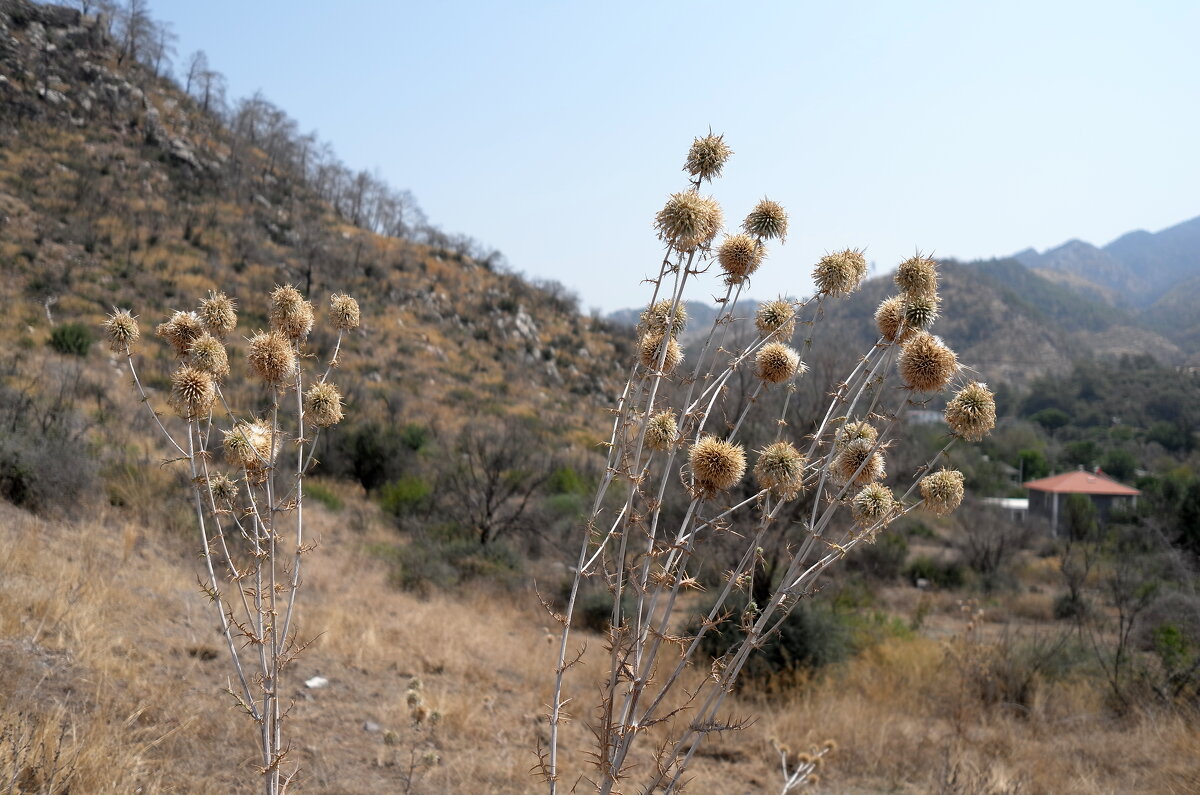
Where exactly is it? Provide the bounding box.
[1023,468,1141,536]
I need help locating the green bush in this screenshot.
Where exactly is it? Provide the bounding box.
[48,322,93,356]
[845,532,908,580]
[573,588,635,634]
[378,526,523,595]
[380,475,432,517]
[905,555,966,589]
[304,481,343,511]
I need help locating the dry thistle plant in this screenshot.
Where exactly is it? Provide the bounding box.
[543,133,995,793]
[105,287,358,795]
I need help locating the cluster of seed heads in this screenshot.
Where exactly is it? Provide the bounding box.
[755,299,797,340]
[944,381,997,442]
[644,409,678,452]
[755,341,802,384]
[812,249,868,296]
[689,435,747,495]
[684,132,733,183]
[898,331,958,392]
[920,469,965,516]
[639,299,687,339]
[654,191,724,253]
[753,441,807,499]
[638,331,683,374]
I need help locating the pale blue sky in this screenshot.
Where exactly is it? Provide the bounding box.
[151,1,1199,312]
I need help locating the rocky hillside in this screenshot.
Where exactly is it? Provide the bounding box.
[0,0,631,446]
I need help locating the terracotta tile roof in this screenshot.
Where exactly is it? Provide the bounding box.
[1023,470,1141,496]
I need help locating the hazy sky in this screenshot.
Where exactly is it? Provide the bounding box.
[151,1,1199,312]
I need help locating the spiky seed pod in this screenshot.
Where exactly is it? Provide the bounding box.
[104,309,140,353]
[223,421,276,470]
[754,441,807,499]
[156,311,205,356]
[813,249,868,297]
[644,409,678,452]
[330,294,361,330]
[920,469,965,516]
[198,291,237,339]
[269,285,315,340]
[852,482,896,527]
[654,192,723,253]
[835,420,878,450]
[875,296,907,342]
[169,365,216,419]
[304,381,344,428]
[189,333,230,380]
[638,331,683,373]
[755,299,796,340]
[832,438,885,485]
[689,436,746,494]
[207,473,239,506]
[903,292,940,332]
[743,198,788,242]
[717,233,764,281]
[756,342,801,384]
[640,299,688,339]
[899,332,958,392]
[684,133,733,182]
[895,254,939,297]
[247,330,296,385]
[945,381,997,442]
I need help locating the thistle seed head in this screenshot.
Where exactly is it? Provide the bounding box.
[644,409,678,452]
[654,191,723,253]
[207,473,239,506]
[832,438,885,485]
[223,421,276,470]
[639,331,683,374]
[189,333,230,380]
[689,436,746,494]
[813,249,868,297]
[755,299,796,340]
[269,285,314,341]
[640,299,687,339]
[852,482,896,527]
[903,291,940,332]
[717,233,764,282]
[754,441,807,499]
[247,330,296,385]
[835,420,878,450]
[684,132,733,182]
[304,381,344,428]
[945,381,997,442]
[198,291,237,339]
[895,254,939,297]
[330,293,361,330]
[156,311,204,356]
[899,332,958,393]
[875,296,907,343]
[743,198,788,242]
[169,365,216,419]
[920,469,965,516]
[104,309,140,353]
[755,342,802,384]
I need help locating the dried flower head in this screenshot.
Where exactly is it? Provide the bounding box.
[813,249,868,297]
[644,409,678,452]
[743,198,788,242]
[639,331,683,373]
[207,473,239,505]
[156,311,204,356]
[875,296,907,343]
[832,438,885,485]
[945,381,997,442]
[903,292,940,332]
[330,294,361,331]
[717,233,765,282]
[755,299,796,340]
[899,332,958,392]
[754,441,807,499]
[304,381,344,428]
[835,420,878,450]
[198,291,237,339]
[104,308,140,353]
[640,299,688,339]
[654,192,723,253]
[756,342,802,384]
[246,330,296,385]
[920,469,965,516]
[269,285,314,341]
[223,421,276,470]
[689,436,746,494]
[684,132,733,182]
[895,254,938,297]
[852,482,897,527]
[169,365,216,419]
[189,333,230,379]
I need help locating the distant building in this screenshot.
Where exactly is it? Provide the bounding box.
[1023,469,1141,536]
[982,497,1029,523]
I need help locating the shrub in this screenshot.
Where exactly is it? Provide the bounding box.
[380,475,432,517]
[382,526,523,595]
[48,322,93,356]
[846,531,909,580]
[305,481,343,511]
[0,431,97,514]
[906,555,967,589]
